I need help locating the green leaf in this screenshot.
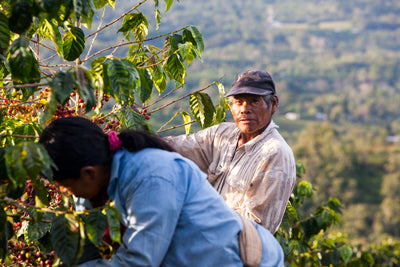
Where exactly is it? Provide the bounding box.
[177,42,196,66]
[62,26,85,61]
[164,0,174,12]
[180,111,192,134]
[91,56,112,95]
[327,197,342,213]
[25,212,55,243]
[0,207,7,261]
[182,29,197,47]
[339,245,353,264]
[296,181,313,198]
[8,1,33,34]
[0,149,8,184]
[182,29,201,63]
[154,9,161,31]
[302,217,320,240]
[51,214,85,266]
[80,0,95,29]
[92,0,108,9]
[217,82,229,109]
[41,19,64,56]
[104,206,121,244]
[116,106,150,131]
[108,0,115,9]
[285,201,298,221]
[31,177,49,206]
[50,71,74,104]
[0,13,10,52]
[168,34,181,54]
[189,92,216,129]
[85,209,107,247]
[151,64,167,94]
[58,0,74,22]
[106,58,138,104]
[118,12,149,42]
[190,26,204,53]
[74,67,96,112]
[37,0,63,18]
[296,161,306,178]
[8,37,41,93]
[164,54,185,85]
[318,209,335,229]
[360,252,375,266]
[137,67,153,103]
[320,237,336,250]
[73,0,83,22]
[4,142,54,188]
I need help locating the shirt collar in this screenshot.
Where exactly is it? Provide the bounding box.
[107,149,125,200]
[238,120,278,153]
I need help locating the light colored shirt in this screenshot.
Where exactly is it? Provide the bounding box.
[78,148,284,267]
[165,121,296,233]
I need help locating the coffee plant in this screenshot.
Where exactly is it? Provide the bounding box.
[0,0,399,266]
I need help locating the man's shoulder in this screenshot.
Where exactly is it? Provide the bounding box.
[257,129,294,157]
[210,122,237,134]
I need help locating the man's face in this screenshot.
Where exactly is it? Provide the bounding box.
[230,94,278,141]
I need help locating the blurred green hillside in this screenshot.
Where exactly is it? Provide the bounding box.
[89,0,400,245]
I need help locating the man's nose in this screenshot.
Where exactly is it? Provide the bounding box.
[240,101,250,113]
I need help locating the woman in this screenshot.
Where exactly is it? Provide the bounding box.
[39,117,284,266]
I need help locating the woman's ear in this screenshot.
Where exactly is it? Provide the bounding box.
[80,166,97,182]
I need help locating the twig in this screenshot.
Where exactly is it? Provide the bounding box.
[85,7,107,61]
[36,34,39,59]
[0,96,46,102]
[82,27,187,63]
[157,120,196,133]
[26,37,57,53]
[40,65,58,74]
[97,104,127,120]
[85,0,147,40]
[0,82,48,90]
[39,53,58,63]
[3,197,74,216]
[111,33,129,57]
[3,197,35,219]
[0,134,39,138]
[136,49,163,68]
[40,63,74,69]
[148,81,218,115]
[147,85,183,108]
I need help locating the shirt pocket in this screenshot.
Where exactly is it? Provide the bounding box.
[207,161,225,185]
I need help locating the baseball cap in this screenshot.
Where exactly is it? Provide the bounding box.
[225,70,276,97]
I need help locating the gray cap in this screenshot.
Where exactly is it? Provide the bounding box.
[226,70,276,97]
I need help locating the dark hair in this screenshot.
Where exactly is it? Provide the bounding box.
[39,117,174,180]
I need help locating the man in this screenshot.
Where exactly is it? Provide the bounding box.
[166,70,296,233]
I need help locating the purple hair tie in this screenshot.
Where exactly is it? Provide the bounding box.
[108,131,122,151]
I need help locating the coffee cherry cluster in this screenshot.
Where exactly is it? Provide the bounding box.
[141,108,151,120]
[53,104,75,119]
[8,240,55,267]
[0,89,47,123]
[104,119,120,132]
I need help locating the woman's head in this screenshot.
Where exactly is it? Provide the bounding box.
[39,116,175,182]
[39,116,110,181]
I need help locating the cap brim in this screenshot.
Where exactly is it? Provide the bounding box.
[225,86,274,97]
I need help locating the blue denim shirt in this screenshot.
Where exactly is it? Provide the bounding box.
[79,148,283,266]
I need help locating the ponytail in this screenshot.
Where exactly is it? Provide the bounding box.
[117,130,175,153]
